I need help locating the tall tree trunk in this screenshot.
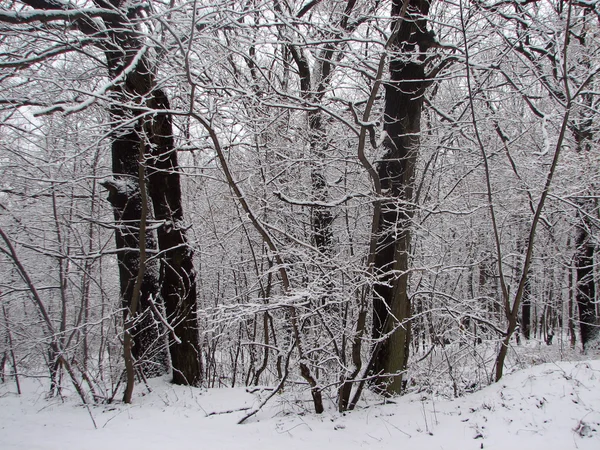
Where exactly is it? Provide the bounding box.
[146,90,203,386]
[371,0,432,396]
[100,17,169,376]
[575,204,598,350]
[102,126,168,378]
[97,1,201,385]
[17,0,170,380]
[521,281,531,340]
[308,110,334,259]
[569,10,598,352]
[568,264,577,348]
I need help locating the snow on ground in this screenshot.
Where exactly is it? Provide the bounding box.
[1,360,599,450]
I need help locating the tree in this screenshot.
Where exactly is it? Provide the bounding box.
[570,8,599,351]
[94,0,202,388]
[4,0,203,394]
[370,0,435,396]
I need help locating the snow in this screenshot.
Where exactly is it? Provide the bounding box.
[1,360,599,449]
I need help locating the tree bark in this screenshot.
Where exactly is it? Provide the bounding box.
[146,90,203,386]
[571,81,598,351]
[521,282,531,340]
[21,0,203,385]
[100,48,171,378]
[371,0,432,396]
[102,169,168,378]
[96,0,202,385]
[574,203,598,350]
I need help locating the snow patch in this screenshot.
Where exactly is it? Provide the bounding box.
[1,361,599,449]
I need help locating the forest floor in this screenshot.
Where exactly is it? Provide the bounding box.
[1,355,599,449]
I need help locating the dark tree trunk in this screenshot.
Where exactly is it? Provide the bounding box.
[146,90,203,386]
[568,265,577,347]
[99,0,201,384]
[98,8,170,378]
[575,203,598,350]
[371,0,432,396]
[521,286,531,340]
[15,0,201,389]
[571,87,598,351]
[102,149,168,378]
[309,111,334,258]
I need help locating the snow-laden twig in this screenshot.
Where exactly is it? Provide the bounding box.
[35,46,149,116]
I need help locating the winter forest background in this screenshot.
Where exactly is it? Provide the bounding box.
[0,0,599,419]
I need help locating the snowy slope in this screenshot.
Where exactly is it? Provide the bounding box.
[1,360,599,450]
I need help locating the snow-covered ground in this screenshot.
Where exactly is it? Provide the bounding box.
[1,360,599,450]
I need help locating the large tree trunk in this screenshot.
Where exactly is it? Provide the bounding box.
[575,203,598,351]
[102,126,168,378]
[98,0,201,385]
[99,9,171,379]
[571,86,598,351]
[371,0,432,396]
[521,282,531,340]
[146,90,203,386]
[308,110,334,258]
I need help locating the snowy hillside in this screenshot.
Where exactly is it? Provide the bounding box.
[1,360,599,450]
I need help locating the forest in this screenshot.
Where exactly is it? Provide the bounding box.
[0,0,598,421]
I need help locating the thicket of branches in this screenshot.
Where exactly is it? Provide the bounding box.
[0,0,598,415]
